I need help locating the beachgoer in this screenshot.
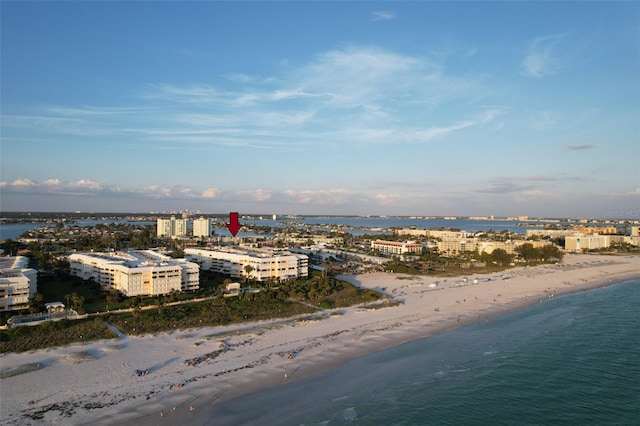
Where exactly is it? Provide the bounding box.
[160,410,164,417]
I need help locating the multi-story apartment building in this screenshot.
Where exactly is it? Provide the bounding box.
[156,216,188,238]
[371,240,423,255]
[437,238,552,256]
[572,226,618,235]
[564,235,637,252]
[69,250,199,296]
[525,229,578,239]
[395,229,469,239]
[192,217,212,238]
[477,240,551,255]
[427,230,469,239]
[0,256,38,312]
[184,247,308,282]
[436,238,478,256]
[395,229,428,237]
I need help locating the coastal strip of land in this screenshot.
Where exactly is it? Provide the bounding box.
[1,254,638,426]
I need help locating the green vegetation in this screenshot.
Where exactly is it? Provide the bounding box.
[0,317,116,353]
[106,297,316,336]
[1,271,382,351]
[277,273,383,308]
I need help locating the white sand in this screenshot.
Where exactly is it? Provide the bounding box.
[1,254,639,425]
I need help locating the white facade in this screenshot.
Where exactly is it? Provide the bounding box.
[157,216,189,238]
[371,240,423,255]
[69,250,199,296]
[193,217,212,238]
[0,256,38,312]
[157,218,172,237]
[185,247,308,282]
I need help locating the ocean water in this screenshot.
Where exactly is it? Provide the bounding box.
[212,279,640,425]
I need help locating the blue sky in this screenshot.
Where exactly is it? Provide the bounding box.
[1,2,638,218]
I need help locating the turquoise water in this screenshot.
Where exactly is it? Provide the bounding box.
[212,279,640,425]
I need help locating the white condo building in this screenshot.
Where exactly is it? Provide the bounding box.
[193,217,212,238]
[69,250,199,296]
[185,247,308,282]
[371,240,423,255]
[157,216,188,238]
[0,256,38,312]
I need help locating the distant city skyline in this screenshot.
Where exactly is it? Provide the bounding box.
[1,2,638,218]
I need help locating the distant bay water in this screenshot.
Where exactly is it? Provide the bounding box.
[212,279,640,425]
[0,220,155,241]
[1,216,612,241]
[246,217,548,236]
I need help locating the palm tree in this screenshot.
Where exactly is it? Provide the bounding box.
[244,265,255,283]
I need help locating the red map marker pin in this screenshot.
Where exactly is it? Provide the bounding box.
[227,212,242,236]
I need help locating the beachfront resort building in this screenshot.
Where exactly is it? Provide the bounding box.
[184,246,308,282]
[436,238,552,256]
[371,240,423,255]
[395,229,469,239]
[192,217,212,238]
[69,250,199,296]
[0,256,38,312]
[564,234,638,252]
[157,216,188,238]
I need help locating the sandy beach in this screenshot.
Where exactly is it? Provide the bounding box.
[1,253,639,426]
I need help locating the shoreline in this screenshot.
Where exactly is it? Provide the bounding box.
[1,254,639,425]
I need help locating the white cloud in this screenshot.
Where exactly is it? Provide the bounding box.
[521,32,571,78]
[283,189,348,205]
[372,11,395,21]
[6,46,490,154]
[374,193,400,205]
[235,189,273,202]
[201,188,219,199]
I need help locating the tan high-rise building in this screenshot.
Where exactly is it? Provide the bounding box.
[193,217,212,238]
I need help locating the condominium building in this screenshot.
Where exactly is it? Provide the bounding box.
[564,235,633,252]
[156,216,188,238]
[477,240,551,255]
[69,250,199,296]
[427,230,469,239]
[525,229,578,239]
[184,247,308,282]
[395,229,428,237]
[395,229,469,239]
[437,238,552,256]
[436,239,478,256]
[371,240,423,255]
[0,256,38,312]
[572,226,618,235]
[193,217,212,238]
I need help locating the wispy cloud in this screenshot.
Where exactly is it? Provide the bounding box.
[567,143,597,150]
[0,178,221,201]
[522,32,571,78]
[5,46,491,153]
[372,11,395,21]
